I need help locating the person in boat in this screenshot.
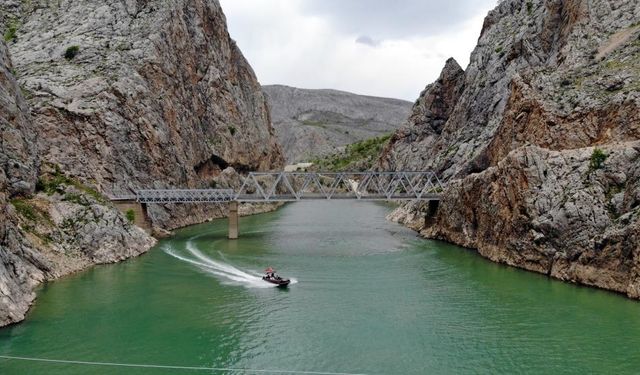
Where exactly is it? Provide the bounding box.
[265,267,275,279]
[263,266,290,286]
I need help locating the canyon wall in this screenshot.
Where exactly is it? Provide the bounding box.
[5,0,283,229]
[0,0,283,326]
[381,0,640,297]
[0,39,41,326]
[1,39,155,326]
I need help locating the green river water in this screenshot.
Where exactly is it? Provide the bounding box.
[1,201,640,374]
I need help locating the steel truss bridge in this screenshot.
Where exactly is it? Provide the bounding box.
[130,171,444,204]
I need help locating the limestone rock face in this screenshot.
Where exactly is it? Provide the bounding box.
[264,85,411,163]
[423,144,640,296]
[381,0,639,178]
[381,0,640,297]
[0,39,43,327]
[0,41,37,195]
[1,40,155,326]
[1,0,281,326]
[378,58,465,173]
[14,184,156,275]
[6,0,283,228]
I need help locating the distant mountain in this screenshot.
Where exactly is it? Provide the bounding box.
[263,85,412,163]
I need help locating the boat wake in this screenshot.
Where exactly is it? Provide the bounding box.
[163,240,297,288]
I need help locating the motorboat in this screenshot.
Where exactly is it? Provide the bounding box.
[263,267,290,287]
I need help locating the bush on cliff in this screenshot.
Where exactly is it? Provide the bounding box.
[10,198,38,221]
[64,45,80,60]
[3,22,18,42]
[36,166,107,204]
[126,209,136,223]
[589,148,607,170]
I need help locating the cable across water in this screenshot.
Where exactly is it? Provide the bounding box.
[0,355,369,375]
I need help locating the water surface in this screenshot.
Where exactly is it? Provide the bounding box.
[1,201,639,374]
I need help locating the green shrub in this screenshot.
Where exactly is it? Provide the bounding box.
[526,1,533,15]
[228,125,236,136]
[80,186,106,203]
[10,198,53,226]
[64,45,80,60]
[36,167,108,204]
[589,148,607,170]
[36,172,74,195]
[10,198,38,221]
[301,120,326,128]
[3,22,17,42]
[125,209,136,223]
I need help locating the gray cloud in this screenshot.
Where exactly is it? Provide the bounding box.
[355,35,381,47]
[300,0,495,39]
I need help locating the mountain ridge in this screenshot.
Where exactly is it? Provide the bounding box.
[263,84,412,163]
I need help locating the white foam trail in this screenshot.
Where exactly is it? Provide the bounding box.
[163,242,297,288]
[215,251,266,278]
[188,243,271,288]
[185,241,297,285]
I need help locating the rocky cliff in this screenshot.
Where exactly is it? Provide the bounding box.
[0,0,283,326]
[5,0,283,229]
[381,0,640,297]
[264,85,411,163]
[1,39,155,327]
[0,39,41,326]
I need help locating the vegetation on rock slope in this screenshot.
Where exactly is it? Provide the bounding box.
[311,134,392,171]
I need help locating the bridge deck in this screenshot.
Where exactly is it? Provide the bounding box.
[117,171,444,203]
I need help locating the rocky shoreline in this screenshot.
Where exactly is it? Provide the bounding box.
[389,142,640,298]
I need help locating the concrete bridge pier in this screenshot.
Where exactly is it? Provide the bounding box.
[228,201,239,239]
[112,200,152,234]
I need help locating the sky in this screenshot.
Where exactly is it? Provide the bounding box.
[218,0,497,101]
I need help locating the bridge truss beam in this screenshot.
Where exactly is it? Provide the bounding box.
[132,172,443,203]
[136,189,235,204]
[235,171,443,202]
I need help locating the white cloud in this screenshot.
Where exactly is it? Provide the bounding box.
[298,0,496,38]
[219,0,495,101]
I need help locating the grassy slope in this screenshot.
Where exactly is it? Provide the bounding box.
[310,134,392,171]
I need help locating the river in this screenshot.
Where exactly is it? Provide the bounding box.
[1,201,640,374]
